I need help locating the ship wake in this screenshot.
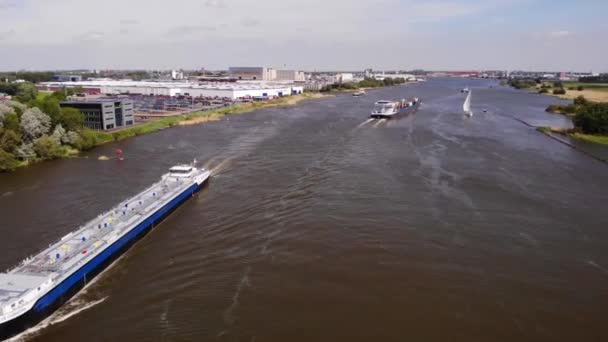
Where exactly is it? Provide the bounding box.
[356,118,375,128]
[209,157,235,176]
[373,119,387,128]
[223,266,251,325]
[9,254,129,341]
[8,297,108,342]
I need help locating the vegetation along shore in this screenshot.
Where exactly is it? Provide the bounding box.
[0,88,326,172]
[503,78,608,146]
[542,95,608,145]
[506,78,608,102]
[319,77,409,93]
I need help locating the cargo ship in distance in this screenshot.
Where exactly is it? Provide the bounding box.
[0,164,210,340]
[370,98,420,119]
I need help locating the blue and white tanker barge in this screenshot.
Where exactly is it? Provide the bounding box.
[370,98,420,119]
[0,164,210,340]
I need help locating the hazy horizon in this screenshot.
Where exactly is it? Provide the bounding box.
[1,0,607,72]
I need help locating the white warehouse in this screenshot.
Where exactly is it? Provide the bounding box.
[38,80,304,100]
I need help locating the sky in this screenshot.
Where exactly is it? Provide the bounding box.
[0,0,607,71]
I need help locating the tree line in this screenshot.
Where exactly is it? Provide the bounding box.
[0,71,55,84]
[320,77,407,92]
[0,82,97,172]
[579,74,608,84]
[546,96,608,135]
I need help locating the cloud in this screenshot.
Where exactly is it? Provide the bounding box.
[73,31,105,42]
[204,0,225,8]
[549,30,570,38]
[0,29,15,40]
[167,25,217,36]
[120,19,139,25]
[408,1,479,21]
[0,0,17,10]
[0,0,606,71]
[241,18,260,27]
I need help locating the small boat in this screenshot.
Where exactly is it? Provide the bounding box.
[371,98,420,119]
[463,90,473,117]
[352,91,365,97]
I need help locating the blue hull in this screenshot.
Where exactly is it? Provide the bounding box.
[0,180,207,340]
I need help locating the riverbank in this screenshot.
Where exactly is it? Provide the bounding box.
[542,96,608,146]
[4,93,329,172]
[570,132,608,145]
[537,127,608,146]
[536,127,608,163]
[321,81,416,94]
[89,93,328,142]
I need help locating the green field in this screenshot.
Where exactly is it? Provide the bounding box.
[35,92,52,101]
[537,127,608,146]
[570,133,608,145]
[563,82,608,91]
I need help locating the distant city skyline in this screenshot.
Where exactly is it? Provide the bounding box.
[0,0,607,72]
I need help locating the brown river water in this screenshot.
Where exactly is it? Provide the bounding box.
[1,79,607,341]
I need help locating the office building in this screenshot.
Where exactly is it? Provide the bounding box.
[60,99,135,130]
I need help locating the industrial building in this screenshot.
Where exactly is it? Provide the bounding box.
[229,67,306,82]
[52,75,83,82]
[333,73,353,83]
[229,67,276,81]
[60,99,135,130]
[171,70,185,80]
[371,72,416,81]
[275,70,306,82]
[40,80,304,100]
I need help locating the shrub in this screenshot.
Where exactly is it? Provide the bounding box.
[14,142,35,160]
[73,129,103,150]
[33,135,64,159]
[0,149,20,172]
[573,96,589,106]
[20,107,51,140]
[3,113,20,133]
[563,105,578,114]
[9,101,26,117]
[577,85,584,91]
[573,103,608,135]
[0,129,21,153]
[508,79,536,89]
[15,82,39,103]
[539,88,549,94]
[553,88,566,95]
